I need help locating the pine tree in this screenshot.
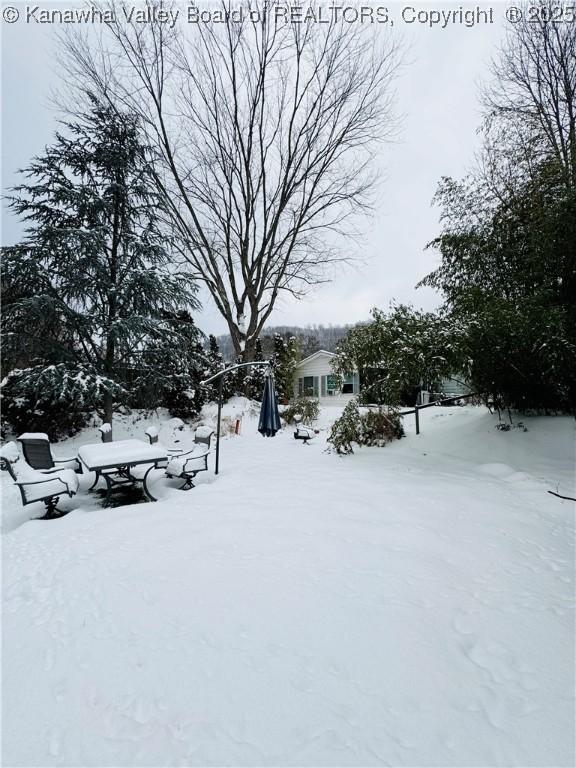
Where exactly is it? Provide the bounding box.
[1,364,125,440]
[206,335,225,376]
[134,311,209,418]
[2,98,200,427]
[244,339,267,401]
[204,334,231,402]
[272,334,300,403]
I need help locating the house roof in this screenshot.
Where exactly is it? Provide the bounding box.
[296,349,336,368]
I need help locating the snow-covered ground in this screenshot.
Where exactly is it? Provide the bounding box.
[2,405,574,766]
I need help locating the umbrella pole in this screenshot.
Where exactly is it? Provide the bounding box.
[215,376,223,475]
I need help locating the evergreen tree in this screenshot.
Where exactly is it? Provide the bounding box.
[2,99,200,427]
[206,335,225,376]
[203,334,241,402]
[134,311,209,418]
[272,334,300,403]
[243,339,267,401]
[1,364,125,440]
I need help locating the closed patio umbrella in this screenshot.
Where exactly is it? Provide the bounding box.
[258,375,281,437]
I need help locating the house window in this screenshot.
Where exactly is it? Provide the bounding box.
[326,375,339,395]
[300,376,317,396]
[342,374,354,394]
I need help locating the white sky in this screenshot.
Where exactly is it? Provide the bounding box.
[1,2,509,335]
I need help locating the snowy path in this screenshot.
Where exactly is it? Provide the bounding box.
[2,407,574,766]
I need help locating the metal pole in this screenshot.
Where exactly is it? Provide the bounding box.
[415,404,420,435]
[200,360,271,476]
[215,377,223,475]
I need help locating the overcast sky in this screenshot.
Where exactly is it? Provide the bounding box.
[1,2,508,334]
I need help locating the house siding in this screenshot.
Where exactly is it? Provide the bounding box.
[294,352,358,405]
[439,376,471,397]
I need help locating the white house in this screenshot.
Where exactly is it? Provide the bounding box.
[294,350,360,406]
[293,350,470,407]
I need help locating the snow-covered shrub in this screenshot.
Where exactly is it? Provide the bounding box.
[327,400,404,454]
[282,396,320,426]
[327,400,362,454]
[495,421,528,433]
[361,406,405,446]
[0,364,125,440]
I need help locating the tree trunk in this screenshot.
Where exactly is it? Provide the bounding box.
[102,334,115,437]
[103,392,114,427]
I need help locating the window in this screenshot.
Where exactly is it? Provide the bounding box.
[342,374,354,394]
[301,376,317,396]
[326,374,340,395]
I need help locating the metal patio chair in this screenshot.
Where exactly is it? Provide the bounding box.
[17,433,82,473]
[1,442,79,519]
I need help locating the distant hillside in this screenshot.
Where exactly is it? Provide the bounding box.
[215,323,362,361]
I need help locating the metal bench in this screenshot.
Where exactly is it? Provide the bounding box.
[1,442,79,519]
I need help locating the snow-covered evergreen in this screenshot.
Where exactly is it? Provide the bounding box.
[1,98,201,429]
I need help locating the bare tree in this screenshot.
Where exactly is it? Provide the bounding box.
[483,1,576,188]
[59,1,400,360]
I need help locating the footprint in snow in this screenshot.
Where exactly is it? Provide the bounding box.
[48,728,61,757]
[44,648,55,672]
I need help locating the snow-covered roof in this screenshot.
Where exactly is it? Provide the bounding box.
[296,350,336,368]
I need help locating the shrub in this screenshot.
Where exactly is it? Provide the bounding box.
[282,396,320,426]
[327,399,361,454]
[327,399,404,454]
[361,406,405,446]
[0,364,125,440]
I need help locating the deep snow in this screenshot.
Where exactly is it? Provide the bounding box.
[2,405,574,767]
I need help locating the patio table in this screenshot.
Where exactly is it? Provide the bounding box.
[78,439,168,504]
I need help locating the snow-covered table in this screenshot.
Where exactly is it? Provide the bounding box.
[78,440,168,504]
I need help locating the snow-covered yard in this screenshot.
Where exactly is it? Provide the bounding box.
[2,405,574,766]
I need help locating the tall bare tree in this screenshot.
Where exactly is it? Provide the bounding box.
[483,1,576,189]
[60,1,400,360]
